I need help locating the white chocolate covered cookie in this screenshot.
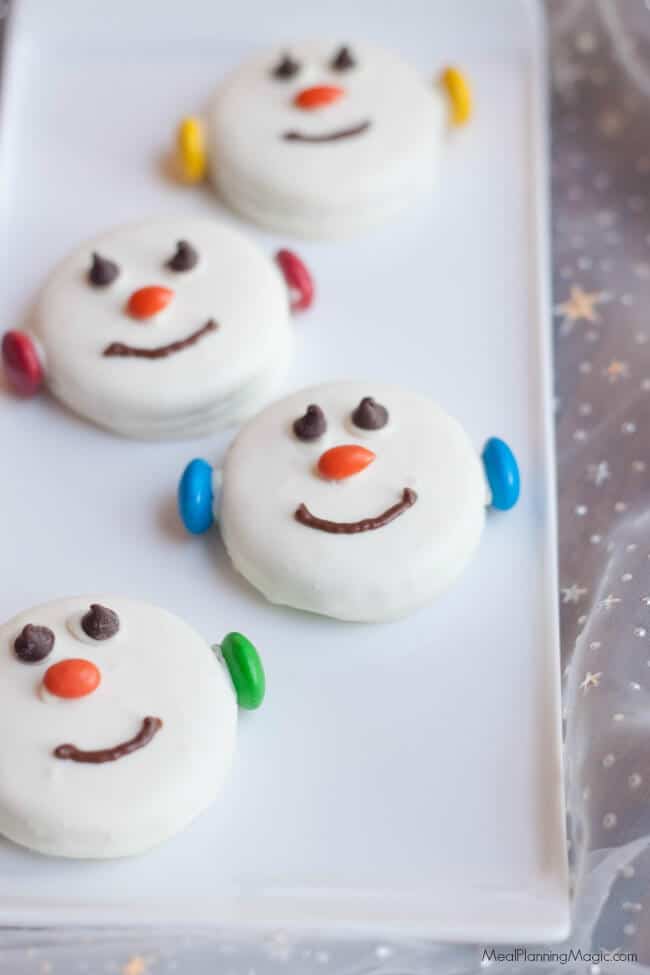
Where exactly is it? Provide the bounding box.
[1,217,313,438]
[179,382,520,622]
[0,597,264,858]
[177,42,471,238]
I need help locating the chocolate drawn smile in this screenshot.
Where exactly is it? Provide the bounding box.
[103,319,218,359]
[53,715,163,764]
[282,120,371,144]
[295,487,417,534]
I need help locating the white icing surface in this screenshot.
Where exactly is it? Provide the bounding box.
[32,217,292,439]
[0,597,237,858]
[207,41,446,237]
[220,381,486,621]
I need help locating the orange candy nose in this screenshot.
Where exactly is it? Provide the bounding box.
[44,658,101,699]
[127,286,174,320]
[294,85,345,110]
[318,444,376,480]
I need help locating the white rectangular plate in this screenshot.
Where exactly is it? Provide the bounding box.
[0,0,568,943]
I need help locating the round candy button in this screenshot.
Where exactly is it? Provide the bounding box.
[482,437,520,511]
[275,249,314,312]
[2,331,44,396]
[127,286,174,320]
[221,632,265,710]
[318,444,376,481]
[178,458,214,535]
[44,659,101,699]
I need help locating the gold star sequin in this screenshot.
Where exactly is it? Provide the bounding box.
[604,360,629,382]
[122,958,150,975]
[580,671,602,693]
[555,285,605,333]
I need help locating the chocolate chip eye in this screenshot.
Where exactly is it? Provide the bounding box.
[330,46,356,71]
[167,240,199,272]
[272,53,301,80]
[14,624,55,663]
[81,604,120,641]
[88,253,120,287]
[293,404,327,441]
[351,396,389,430]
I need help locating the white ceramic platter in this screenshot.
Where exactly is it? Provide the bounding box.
[0,0,569,942]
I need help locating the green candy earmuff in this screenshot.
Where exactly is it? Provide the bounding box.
[220,632,266,710]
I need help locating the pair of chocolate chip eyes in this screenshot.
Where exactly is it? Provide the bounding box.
[272,45,356,80]
[294,397,389,441]
[88,241,199,288]
[13,605,120,663]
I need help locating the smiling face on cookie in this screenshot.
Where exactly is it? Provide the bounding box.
[209,41,446,236]
[34,217,291,437]
[0,597,237,858]
[220,381,487,621]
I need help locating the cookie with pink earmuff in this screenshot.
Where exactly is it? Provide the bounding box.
[2,216,313,439]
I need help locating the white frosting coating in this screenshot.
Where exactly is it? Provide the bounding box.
[207,41,446,237]
[220,381,486,621]
[0,597,237,858]
[32,218,292,439]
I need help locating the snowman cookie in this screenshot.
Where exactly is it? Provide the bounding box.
[178,381,520,622]
[1,217,313,439]
[175,42,472,237]
[0,596,264,859]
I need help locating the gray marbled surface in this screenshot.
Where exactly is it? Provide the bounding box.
[3,1,650,972]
